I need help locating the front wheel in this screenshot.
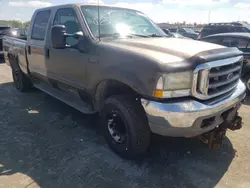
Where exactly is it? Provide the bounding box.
[100,95,151,159]
[244,74,250,95]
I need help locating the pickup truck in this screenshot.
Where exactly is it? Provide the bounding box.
[3,4,246,159]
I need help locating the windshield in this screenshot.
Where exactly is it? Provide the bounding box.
[81,6,165,38]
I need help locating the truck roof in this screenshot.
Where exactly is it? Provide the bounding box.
[203,32,250,39]
[35,3,140,12]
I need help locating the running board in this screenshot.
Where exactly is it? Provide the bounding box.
[34,83,95,114]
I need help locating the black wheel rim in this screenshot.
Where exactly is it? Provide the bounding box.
[247,78,250,91]
[106,109,127,144]
[13,69,21,90]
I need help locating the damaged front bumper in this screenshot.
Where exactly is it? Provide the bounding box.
[141,80,246,138]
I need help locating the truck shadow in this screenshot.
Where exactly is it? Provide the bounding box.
[0,82,235,188]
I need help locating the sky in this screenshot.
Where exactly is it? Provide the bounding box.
[0,0,250,23]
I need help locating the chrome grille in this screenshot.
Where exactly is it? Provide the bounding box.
[192,56,243,100]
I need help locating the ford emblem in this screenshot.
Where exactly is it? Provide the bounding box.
[227,73,234,80]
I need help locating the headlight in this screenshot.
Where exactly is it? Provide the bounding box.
[154,71,193,98]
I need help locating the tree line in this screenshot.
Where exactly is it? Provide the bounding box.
[0,20,31,28]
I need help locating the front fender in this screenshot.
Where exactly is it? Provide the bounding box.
[100,66,150,95]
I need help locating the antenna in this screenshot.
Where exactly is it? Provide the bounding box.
[97,0,101,42]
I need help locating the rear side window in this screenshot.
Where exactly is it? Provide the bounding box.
[31,10,51,40]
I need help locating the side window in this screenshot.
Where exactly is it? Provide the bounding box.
[218,26,229,33]
[203,37,222,45]
[221,37,248,48]
[31,10,51,40]
[53,8,81,46]
[235,27,249,32]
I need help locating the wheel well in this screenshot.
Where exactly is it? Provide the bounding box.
[9,54,20,71]
[94,80,139,110]
[8,53,15,68]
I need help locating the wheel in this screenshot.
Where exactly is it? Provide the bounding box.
[100,95,151,159]
[244,74,250,95]
[11,58,32,92]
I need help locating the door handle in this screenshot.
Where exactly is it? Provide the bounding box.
[27,46,31,54]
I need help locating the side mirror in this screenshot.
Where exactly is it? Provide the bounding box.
[70,31,84,39]
[51,25,67,49]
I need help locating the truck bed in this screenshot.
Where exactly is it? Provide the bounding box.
[2,36,27,67]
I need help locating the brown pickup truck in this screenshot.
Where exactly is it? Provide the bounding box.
[3,4,246,159]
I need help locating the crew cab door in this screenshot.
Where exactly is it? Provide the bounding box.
[46,6,88,92]
[27,9,52,81]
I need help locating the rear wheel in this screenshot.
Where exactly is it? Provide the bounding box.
[11,58,32,92]
[100,95,151,159]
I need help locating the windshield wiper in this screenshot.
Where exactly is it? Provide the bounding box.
[126,34,149,38]
[148,34,164,37]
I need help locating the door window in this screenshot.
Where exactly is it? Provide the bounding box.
[221,37,248,48]
[31,10,51,40]
[53,8,81,46]
[203,37,222,45]
[235,27,249,32]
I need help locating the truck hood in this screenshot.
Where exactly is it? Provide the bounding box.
[104,37,240,64]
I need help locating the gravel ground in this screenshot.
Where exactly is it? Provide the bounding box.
[0,63,250,188]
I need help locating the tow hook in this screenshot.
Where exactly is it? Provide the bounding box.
[198,113,243,149]
[227,115,243,131]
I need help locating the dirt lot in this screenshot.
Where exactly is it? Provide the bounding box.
[0,63,250,188]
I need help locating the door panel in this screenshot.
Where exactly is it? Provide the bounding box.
[47,7,88,92]
[27,10,51,82]
[47,48,88,89]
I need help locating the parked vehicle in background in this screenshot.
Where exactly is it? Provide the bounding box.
[161,28,186,38]
[170,32,187,38]
[201,32,250,93]
[9,28,27,39]
[168,28,177,33]
[3,4,246,159]
[0,26,11,61]
[177,27,198,39]
[1,27,27,39]
[198,22,250,39]
[162,27,197,39]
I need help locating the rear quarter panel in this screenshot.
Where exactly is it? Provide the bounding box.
[2,36,12,66]
[3,36,28,74]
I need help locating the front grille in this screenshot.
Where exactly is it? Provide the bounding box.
[192,56,243,100]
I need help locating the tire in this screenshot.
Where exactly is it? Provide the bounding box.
[100,95,151,159]
[11,58,32,92]
[244,74,250,95]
